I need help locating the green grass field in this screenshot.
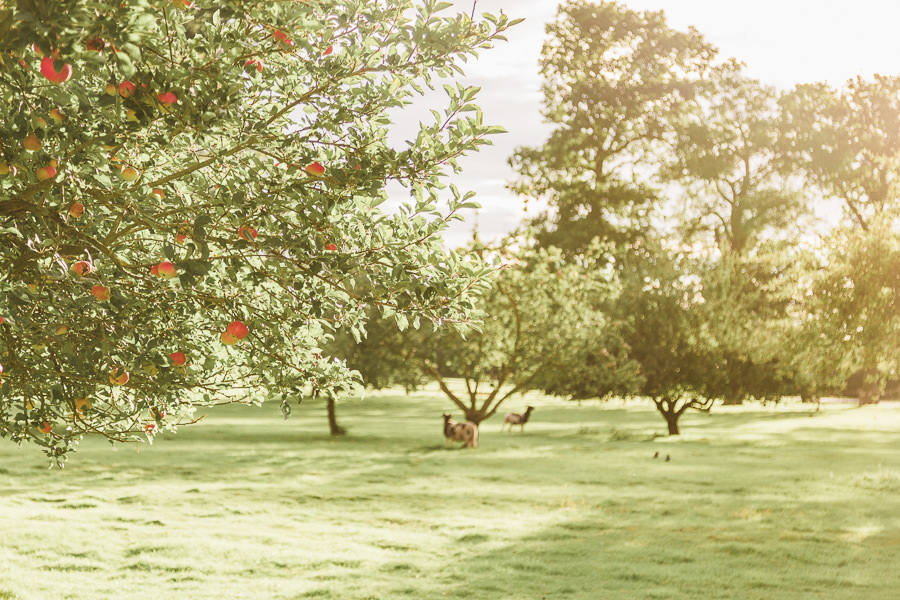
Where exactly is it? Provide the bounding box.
[1,388,899,599]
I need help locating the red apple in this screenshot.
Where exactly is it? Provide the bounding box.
[32,43,45,57]
[227,320,249,340]
[39,421,52,434]
[238,226,258,241]
[273,30,294,50]
[322,45,334,56]
[156,91,177,105]
[40,57,73,84]
[121,167,139,181]
[109,368,130,386]
[157,261,177,279]
[150,188,165,200]
[105,82,117,96]
[72,261,92,276]
[69,202,85,218]
[305,161,325,175]
[175,234,187,245]
[49,108,66,123]
[221,331,239,345]
[23,135,42,152]
[169,351,187,366]
[144,422,157,433]
[90,284,111,301]
[118,80,136,98]
[85,37,105,52]
[36,164,57,181]
[149,264,160,277]
[324,243,338,251]
[244,59,263,73]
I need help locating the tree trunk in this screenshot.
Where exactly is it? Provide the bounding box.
[858,368,880,406]
[326,396,346,436]
[664,411,680,435]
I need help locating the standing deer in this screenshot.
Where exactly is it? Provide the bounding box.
[501,406,534,433]
[442,413,478,448]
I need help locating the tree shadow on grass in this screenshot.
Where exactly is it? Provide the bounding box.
[416,511,900,600]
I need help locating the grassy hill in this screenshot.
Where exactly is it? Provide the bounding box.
[1,389,898,599]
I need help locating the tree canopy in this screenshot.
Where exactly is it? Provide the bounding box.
[0,0,518,463]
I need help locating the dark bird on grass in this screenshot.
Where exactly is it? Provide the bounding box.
[665,454,670,462]
[653,451,659,458]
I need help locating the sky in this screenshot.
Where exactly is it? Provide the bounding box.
[390,1,900,247]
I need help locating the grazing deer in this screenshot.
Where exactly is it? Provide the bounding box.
[501,406,534,433]
[443,414,478,448]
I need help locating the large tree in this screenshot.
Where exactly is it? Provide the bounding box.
[509,0,717,253]
[0,0,517,463]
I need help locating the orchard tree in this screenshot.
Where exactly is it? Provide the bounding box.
[0,0,518,463]
[611,239,718,435]
[509,0,717,253]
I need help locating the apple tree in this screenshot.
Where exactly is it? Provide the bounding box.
[0,0,517,463]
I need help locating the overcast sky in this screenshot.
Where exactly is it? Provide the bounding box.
[391,1,900,247]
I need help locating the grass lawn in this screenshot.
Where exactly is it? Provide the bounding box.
[1,388,899,599]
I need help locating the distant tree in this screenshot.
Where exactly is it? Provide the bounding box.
[0,0,513,462]
[780,76,900,231]
[509,0,717,253]
[780,75,900,400]
[666,63,807,254]
[792,220,900,405]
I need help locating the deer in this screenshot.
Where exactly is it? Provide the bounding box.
[501,406,534,433]
[442,414,478,448]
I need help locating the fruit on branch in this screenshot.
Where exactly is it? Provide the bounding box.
[118,81,136,98]
[156,92,177,104]
[36,164,57,181]
[109,368,130,386]
[169,352,187,366]
[85,37,105,52]
[226,320,249,340]
[244,59,263,73]
[150,188,165,200]
[324,243,338,251]
[0,163,16,176]
[49,108,65,122]
[221,331,239,345]
[68,202,85,218]
[121,167,139,181]
[23,135,42,152]
[90,285,111,301]
[39,421,53,434]
[322,45,334,56]
[144,422,157,433]
[273,30,295,50]
[305,161,325,175]
[238,226,258,241]
[157,261,177,279]
[40,57,73,83]
[72,261,93,276]
[105,82,117,96]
